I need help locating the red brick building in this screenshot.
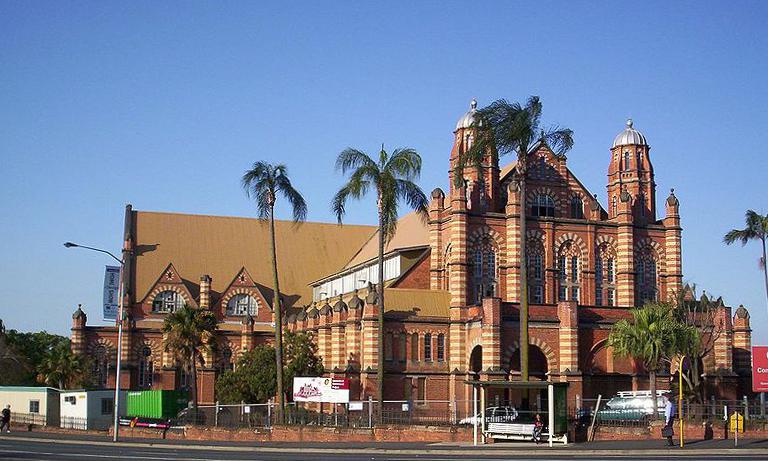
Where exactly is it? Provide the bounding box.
[72,101,753,407]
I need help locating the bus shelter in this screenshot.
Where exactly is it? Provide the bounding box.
[465,380,569,446]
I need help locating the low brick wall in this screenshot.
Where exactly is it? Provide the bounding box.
[594,421,768,441]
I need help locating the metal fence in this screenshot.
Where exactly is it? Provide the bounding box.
[60,416,88,430]
[11,412,47,426]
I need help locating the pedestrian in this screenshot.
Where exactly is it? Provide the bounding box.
[662,393,675,447]
[1,405,10,433]
[532,413,544,445]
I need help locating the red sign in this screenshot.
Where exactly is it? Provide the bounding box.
[752,346,768,392]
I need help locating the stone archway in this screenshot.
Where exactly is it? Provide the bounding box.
[469,345,483,377]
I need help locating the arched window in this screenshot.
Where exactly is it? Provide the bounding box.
[152,290,183,313]
[471,237,497,303]
[220,347,234,372]
[424,333,432,362]
[637,194,646,218]
[411,333,419,362]
[570,196,584,219]
[636,151,643,170]
[595,244,616,307]
[226,294,259,316]
[384,333,393,362]
[442,245,452,291]
[92,346,109,389]
[612,196,617,217]
[623,151,631,170]
[635,251,658,306]
[178,364,192,391]
[527,238,545,304]
[531,194,555,217]
[557,243,581,303]
[436,334,445,362]
[138,346,153,389]
[398,333,407,362]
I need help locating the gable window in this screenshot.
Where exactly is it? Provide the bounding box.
[226,294,259,316]
[531,194,555,217]
[152,290,183,313]
[138,346,153,389]
[570,196,584,219]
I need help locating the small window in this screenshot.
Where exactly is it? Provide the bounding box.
[436,334,445,362]
[612,196,617,217]
[64,396,76,405]
[410,333,419,361]
[152,290,183,313]
[424,333,432,362]
[607,288,615,307]
[101,398,113,415]
[384,333,394,362]
[417,377,427,401]
[398,334,407,362]
[623,151,631,170]
[29,400,40,414]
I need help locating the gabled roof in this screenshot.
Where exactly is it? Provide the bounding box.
[132,210,377,308]
[343,211,430,269]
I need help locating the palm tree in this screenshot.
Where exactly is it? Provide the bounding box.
[242,161,307,422]
[332,146,428,416]
[36,343,88,389]
[724,210,768,313]
[609,303,689,416]
[460,97,573,381]
[162,304,217,410]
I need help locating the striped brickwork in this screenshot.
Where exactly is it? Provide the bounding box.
[481,298,501,370]
[505,184,521,303]
[449,187,469,308]
[616,201,635,307]
[429,191,445,290]
[557,301,579,373]
[714,307,733,371]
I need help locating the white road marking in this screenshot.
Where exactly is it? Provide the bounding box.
[0,448,264,461]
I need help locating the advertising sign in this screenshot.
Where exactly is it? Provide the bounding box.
[103,265,121,321]
[752,346,768,392]
[293,377,350,403]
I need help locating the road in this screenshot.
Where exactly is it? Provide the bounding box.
[0,433,766,460]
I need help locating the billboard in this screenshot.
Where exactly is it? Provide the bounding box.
[752,346,768,392]
[103,265,121,321]
[293,377,350,403]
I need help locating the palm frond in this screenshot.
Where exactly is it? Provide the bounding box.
[335,148,376,175]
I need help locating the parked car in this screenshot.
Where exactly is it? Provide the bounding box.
[597,391,665,422]
[459,406,519,425]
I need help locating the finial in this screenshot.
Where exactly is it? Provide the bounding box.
[626,118,633,129]
[470,98,477,109]
[670,188,675,195]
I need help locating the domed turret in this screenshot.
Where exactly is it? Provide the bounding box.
[455,99,482,131]
[612,119,648,148]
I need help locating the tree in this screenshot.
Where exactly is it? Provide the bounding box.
[162,304,217,410]
[36,343,90,389]
[461,97,573,381]
[724,210,768,313]
[331,146,428,416]
[216,345,277,404]
[282,331,324,399]
[4,328,69,385]
[242,161,307,423]
[0,322,30,386]
[609,303,695,415]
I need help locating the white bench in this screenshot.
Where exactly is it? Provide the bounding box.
[485,422,568,444]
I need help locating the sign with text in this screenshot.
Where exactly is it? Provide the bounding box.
[103,265,121,321]
[292,377,350,403]
[752,346,768,392]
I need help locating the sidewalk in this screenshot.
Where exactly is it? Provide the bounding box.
[2,430,767,454]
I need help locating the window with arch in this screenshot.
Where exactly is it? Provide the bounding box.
[637,194,646,218]
[398,333,407,362]
[178,364,192,391]
[442,245,452,291]
[436,334,445,362]
[531,194,555,217]
[636,151,643,170]
[152,290,183,313]
[226,293,259,316]
[471,236,498,303]
[570,196,584,219]
[138,346,153,389]
[424,333,432,362]
[410,332,419,362]
[92,345,109,389]
[635,250,658,306]
[612,196,617,217]
[595,244,616,307]
[527,238,545,304]
[384,333,394,362]
[557,243,581,303]
[220,347,234,372]
[623,151,631,170]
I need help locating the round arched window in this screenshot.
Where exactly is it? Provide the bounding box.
[152,290,183,313]
[226,294,259,316]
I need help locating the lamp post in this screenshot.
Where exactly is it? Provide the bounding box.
[64,242,125,442]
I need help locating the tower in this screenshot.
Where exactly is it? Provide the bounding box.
[607,120,656,222]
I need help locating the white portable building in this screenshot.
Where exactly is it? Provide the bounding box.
[0,386,60,426]
[59,390,126,430]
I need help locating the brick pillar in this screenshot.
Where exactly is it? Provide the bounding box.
[616,191,635,307]
[120,314,132,364]
[240,314,254,354]
[481,297,501,371]
[505,182,521,303]
[361,292,379,373]
[199,275,212,309]
[346,293,363,370]
[557,301,579,373]
[663,190,683,301]
[429,188,446,290]
[714,305,734,371]
[732,306,751,373]
[331,297,347,370]
[544,221,557,304]
[449,184,469,307]
[162,331,173,367]
[318,301,332,368]
[71,305,87,356]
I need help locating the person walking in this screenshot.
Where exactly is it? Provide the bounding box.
[1,405,11,433]
[662,393,675,447]
[532,413,544,445]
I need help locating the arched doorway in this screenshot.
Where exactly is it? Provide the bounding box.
[507,345,550,378]
[469,345,483,379]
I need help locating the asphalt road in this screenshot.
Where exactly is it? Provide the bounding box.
[0,434,766,461]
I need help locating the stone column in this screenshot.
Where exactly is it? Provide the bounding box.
[557,301,579,373]
[616,191,635,307]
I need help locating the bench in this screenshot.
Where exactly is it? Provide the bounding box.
[485,422,568,444]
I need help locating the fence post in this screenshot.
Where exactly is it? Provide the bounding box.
[368,396,373,428]
[267,398,272,428]
[214,401,219,427]
[761,392,766,418]
[576,394,581,410]
[451,399,457,425]
[743,395,749,420]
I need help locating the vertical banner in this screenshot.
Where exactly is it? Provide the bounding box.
[752,346,768,392]
[103,265,121,321]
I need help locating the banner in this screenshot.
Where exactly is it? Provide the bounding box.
[293,377,350,403]
[103,265,121,321]
[753,346,768,392]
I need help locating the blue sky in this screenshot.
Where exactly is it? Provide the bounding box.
[1,1,767,343]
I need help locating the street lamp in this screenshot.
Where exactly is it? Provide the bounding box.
[64,241,125,442]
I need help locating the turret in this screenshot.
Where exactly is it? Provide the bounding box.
[607,120,656,222]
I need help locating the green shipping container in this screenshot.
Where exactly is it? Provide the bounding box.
[126,390,188,419]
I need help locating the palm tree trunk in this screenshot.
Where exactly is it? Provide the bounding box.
[518,172,529,383]
[649,369,657,420]
[762,236,768,314]
[191,355,198,410]
[376,195,385,423]
[270,203,285,424]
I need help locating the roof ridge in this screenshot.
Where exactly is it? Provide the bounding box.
[135,209,377,229]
